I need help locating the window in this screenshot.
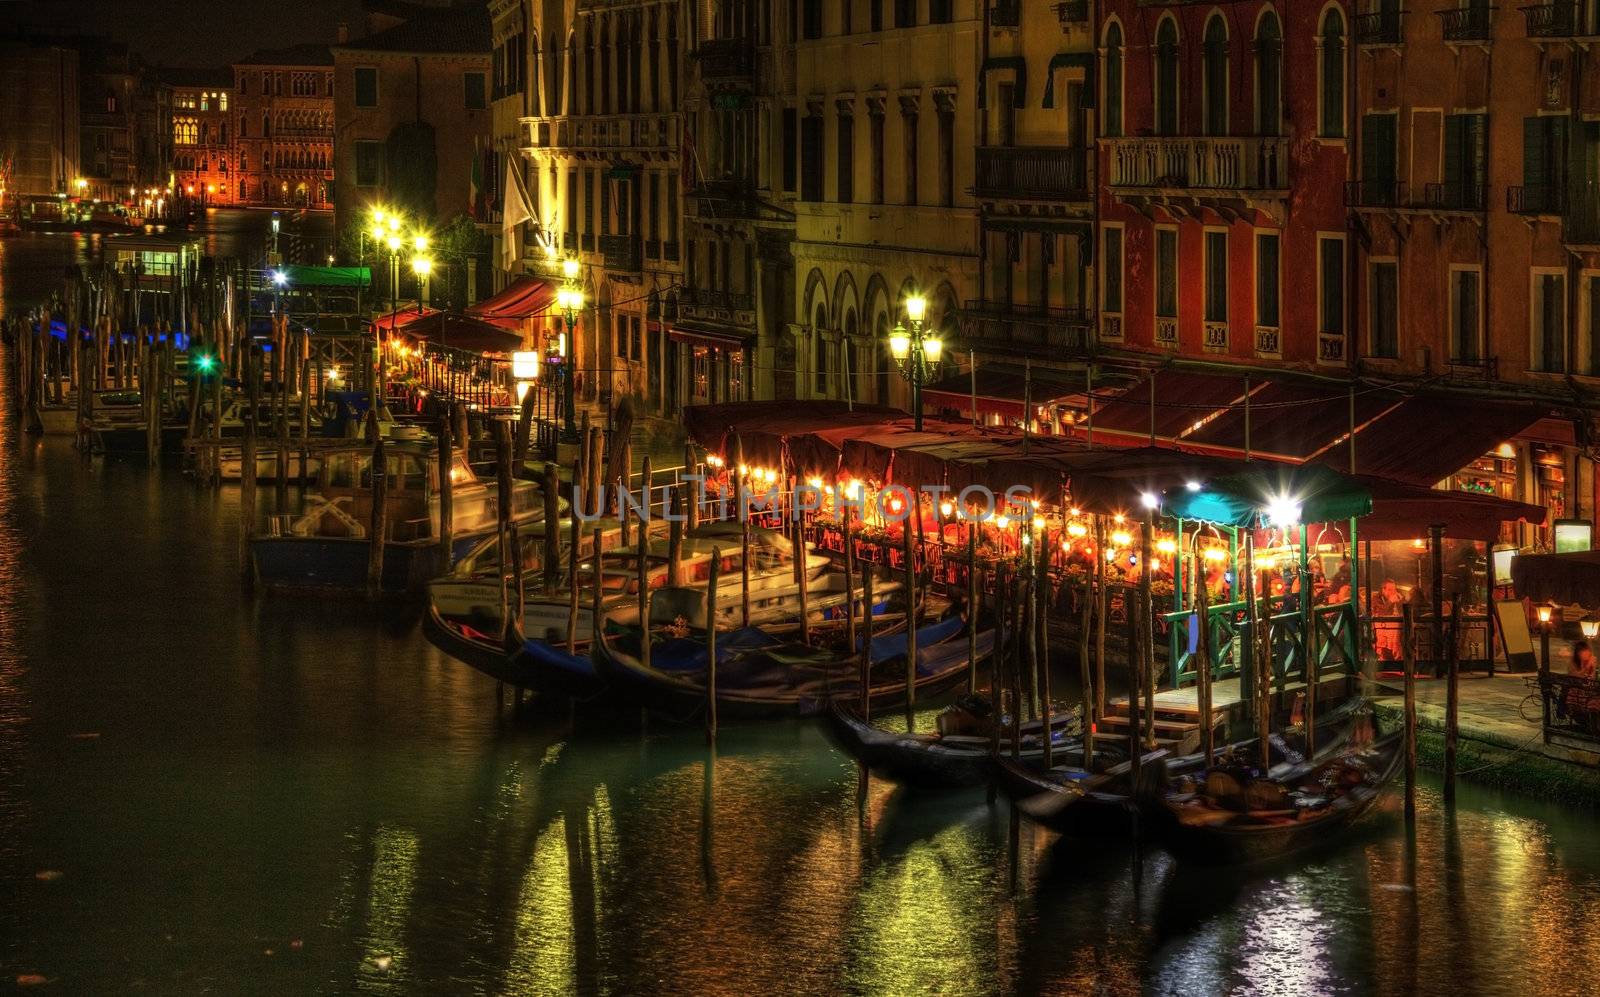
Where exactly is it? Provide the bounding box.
[566,169,578,244]
[1523,116,1569,214]
[1370,260,1399,358]
[1103,225,1124,315]
[930,0,952,23]
[1203,15,1228,136]
[996,83,1015,146]
[585,170,596,242]
[896,0,917,28]
[1204,230,1228,323]
[802,0,823,39]
[354,67,378,108]
[1255,11,1281,137]
[902,104,919,204]
[1532,271,1567,373]
[813,305,829,394]
[1104,23,1123,138]
[782,108,798,192]
[1360,113,1398,204]
[1319,10,1345,138]
[841,0,852,34]
[1155,17,1179,136]
[1583,273,1600,376]
[937,104,954,206]
[465,72,486,110]
[872,0,883,31]
[1255,232,1280,329]
[1156,227,1178,318]
[1450,267,1482,362]
[837,105,854,202]
[354,141,383,186]
[1319,235,1344,335]
[801,112,824,201]
[1443,113,1487,209]
[869,108,885,204]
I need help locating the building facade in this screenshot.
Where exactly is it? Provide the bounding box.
[78,40,142,202]
[519,0,687,412]
[331,8,492,230]
[489,0,530,289]
[791,0,983,409]
[165,69,237,205]
[0,41,80,198]
[234,44,335,209]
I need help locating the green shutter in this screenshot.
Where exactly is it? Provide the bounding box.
[1444,115,1464,193]
[1525,116,1548,200]
[1362,114,1396,185]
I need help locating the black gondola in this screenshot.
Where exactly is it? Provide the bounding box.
[822,698,1121,789]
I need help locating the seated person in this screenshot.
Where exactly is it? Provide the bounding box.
[1563,641,1600,724]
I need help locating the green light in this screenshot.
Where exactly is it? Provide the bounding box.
[194,354,217,373]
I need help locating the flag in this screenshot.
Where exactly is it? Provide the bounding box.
[501,156,532,271]
[468,139,485,221]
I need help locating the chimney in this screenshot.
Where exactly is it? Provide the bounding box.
[336,22,349,44]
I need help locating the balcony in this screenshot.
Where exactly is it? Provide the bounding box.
[1255,326,1282,357]
[1101,313,1123,342]
[521,113,679,153]
[679,286,755,327]
[1507,184,1566,214]
[1154,317,1178,348]
[1438,6,1494,42]
[1521,1,1591,35]
[1054,0,1089,26]
[1106,136,1289,196]
[974,146,1089,201]
[959,300,1094,356]
[1354,9,1404,44]
[991,0,1020,27]
[1345,179,1406,208]
[600,233,642,272]
[696,38,756,86]
[1203,321,1228,354]
[1422,182,1487,211]
[688,178,768,221]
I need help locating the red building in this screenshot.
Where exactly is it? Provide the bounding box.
[1096,0,1351,369]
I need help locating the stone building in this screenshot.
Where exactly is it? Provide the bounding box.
[234,43,335,209]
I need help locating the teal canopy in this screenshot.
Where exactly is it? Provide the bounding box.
[280,265,371,288]
[1161,463,1371,527]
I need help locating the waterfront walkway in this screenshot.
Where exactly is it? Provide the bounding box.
[1372,670,1600,769]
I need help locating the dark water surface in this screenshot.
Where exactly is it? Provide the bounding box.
[5,227,1600,995]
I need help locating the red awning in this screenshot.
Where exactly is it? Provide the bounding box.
[464,276,555,331]
[381,310,523,353]
[374,307,442,334]
[1361,476,1547,542]
[922,365,1084,423]
[1321,396,1549,485]
[1513,550,1600,609]
[1183,382,1405,460]
[1087,370,1253,442]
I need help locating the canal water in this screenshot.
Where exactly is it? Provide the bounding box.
[5,223,1600,995]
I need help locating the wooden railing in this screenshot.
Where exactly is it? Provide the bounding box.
[1106,136,1289,191]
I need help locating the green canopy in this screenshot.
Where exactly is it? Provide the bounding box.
[1161,462,1371,527]
[280,265,371,288]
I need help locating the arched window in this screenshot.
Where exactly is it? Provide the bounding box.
[1155,17,1179,137]
[1255,11,1282,136]
[1203,15,1228,136]
[1319,8,1345,138]
[1103,22,1124,138]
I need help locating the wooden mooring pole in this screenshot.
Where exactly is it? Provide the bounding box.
[705,547,720,745]
[367,432,388,599]
[1444,597,1461,805]
[1403,603,1417,821]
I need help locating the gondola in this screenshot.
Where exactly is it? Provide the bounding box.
[822,697,1122,789]
[1151,724,1403,865]
[421,599,608,699]
[591,591,993,721]
[992,697,1374,839]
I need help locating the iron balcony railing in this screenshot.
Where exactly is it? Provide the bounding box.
[974,147,1089,200]
[683,287,754,311]
[1054,0,1089,25]
[960,300,1095,355]
[1438,5,1494,41]
[1354,8,1405,43]
[1345,179,1406,208]
[1423,181,1488,211]
[1507,184,1567,214]
[1521,1,1586,35]
[600,233,642,272]
[1106,136,1289,191]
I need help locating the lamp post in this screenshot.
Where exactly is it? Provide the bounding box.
[270,210,280,257]
[411,254,431,315]
[887,293,942,432]
[553,257,584,444]
[385,233,401,317]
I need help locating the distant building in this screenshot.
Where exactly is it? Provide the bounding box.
[233,43,336,208]
[161,68,237,205]
[331,4,492,231]
[0,40,80,197]
[78,38,142,202]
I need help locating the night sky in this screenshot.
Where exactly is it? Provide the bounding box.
[0,0,373,66]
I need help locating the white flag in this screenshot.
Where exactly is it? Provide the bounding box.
[501,157,532,271]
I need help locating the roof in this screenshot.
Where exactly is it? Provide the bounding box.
[236,43,334,67]
[335,6,491,55]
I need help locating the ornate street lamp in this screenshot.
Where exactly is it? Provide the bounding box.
[888,293,942,432]
[411,254,432,315]
[551,256,584,444]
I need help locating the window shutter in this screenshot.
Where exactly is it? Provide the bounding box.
[1444,115,1464,194]
[1524,117,1548,204]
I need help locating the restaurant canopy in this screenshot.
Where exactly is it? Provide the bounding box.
[683,400,910,472]
[1360,477,1547,542]
[377,309,523,353]
[1162,462,1372,527]
[922,363,1084,423]
[1512,551,1600,609]
[463,276,554,332]
[1320,394,1548,485]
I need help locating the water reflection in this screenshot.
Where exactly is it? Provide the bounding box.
[3,426,1600,992]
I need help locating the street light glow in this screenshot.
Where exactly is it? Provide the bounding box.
[562,257,581,280]
[905,294,927,322]
[271,270,287,286]
[888,326,911,361]
[411,256,432,276]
